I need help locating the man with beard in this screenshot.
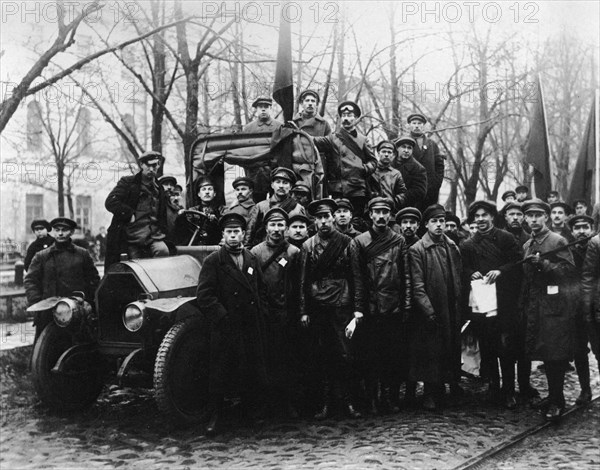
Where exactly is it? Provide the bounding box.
[251,208,301,418]
[334,198,361,238]
[350,197,411,414]
[408,204,463,411]
[568,214,596,405]
[287,214,310,248]
[196,212,269,436]
[228,176,256,224]
[313,101,378,218]
[299,198,361,420]
[461,201,524,409]
[371,141,407,211]
[407,113,445,208]
[521,199,577,422]
[24,220,54,271]
[504,202,529,247]
[391,136,428,211]
[292,90,332,137]
[550,202,574,242]
[395,207,422,248]
[246,167,306,248]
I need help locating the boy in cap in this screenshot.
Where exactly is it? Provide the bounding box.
[196,212,269,436]
[334,198,361,238]
[520,199,577,422]
[24,219,55,271]
[243,97,283,133]
[371,141,408,212]
[228,176,256,223]
[105,150,171,269]
[299,198,361,420]
[24,217,100,341]
[407,113,445,207]
[251,207,301,418]
[391,136,428,211]
[408,204,463,410]
[293,90,332,137]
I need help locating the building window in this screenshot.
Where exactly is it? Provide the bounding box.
[75,195,92,233]
[25,194,44,232]
[27,101,43,151]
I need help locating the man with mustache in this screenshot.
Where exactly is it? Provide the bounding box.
[313,101,378,218]
[228,176,256,224]
[287,214,310,248]
[391,136,428,211]
[350,197,411,414]
[549,202,574,242]
[395,207,422,248]
[292,90,332,137]
[504,202,529,247]
[568,214,597,405]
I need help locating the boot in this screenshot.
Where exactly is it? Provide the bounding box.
[575,355,592,405]
[205,394,223,437]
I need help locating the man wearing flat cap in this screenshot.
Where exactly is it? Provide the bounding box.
[227,176,256,224]
[312,101,378,218]
[293,90,332,137]
[515,185,529,203]
[291,182,312,210]
[350,197,411,414]
[299,198,362,420]
[568,214,597,406]
[105,150,171,269]
[24,219,55,271]
[550,202,574,242]
[392,136,428,211]
[520,198,577,422]
[503,202,529,247]
[460,200,529,409]
[24,217,100,342]
[334,198,361,238]
[246,167,306,248]
[408,204,463,411]
[501,190,516,203]
[444,211,462,246]
[287,214,310,248]
[251,207,302,417]
[395,208,422,248]
[407,113,444,208]
[370,141,408,212]
[196,212,269,436]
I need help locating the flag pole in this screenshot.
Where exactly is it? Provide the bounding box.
[595,88,599,205]
[538,74,552,193]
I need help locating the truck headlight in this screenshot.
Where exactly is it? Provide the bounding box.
[54,298,78,327]
[123,301,146,332]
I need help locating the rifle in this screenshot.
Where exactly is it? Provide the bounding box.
[519,233,596,265]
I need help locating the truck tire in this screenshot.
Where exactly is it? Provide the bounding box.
[31,324,102,410]
[154,316,210,424]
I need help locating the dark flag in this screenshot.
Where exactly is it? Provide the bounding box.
[273,4,293,122]
[568,95,597,205]
[524,76,552,198]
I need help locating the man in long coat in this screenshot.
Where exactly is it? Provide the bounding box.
[250,207,301,417]
[350,197,411,414]
[371,141,408,212]
[392,136,428,211]
[196,212,269,436]
[582,233,600,370]
[292,90,332,137]
[408,204,462,410]
[520,199,577,422]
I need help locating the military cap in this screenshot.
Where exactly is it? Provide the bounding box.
[395,136,417,148]
[422,204,446,222]
[219,212,247,230]
[270,167,297,184]
[376,140,396,153]
[503,202,524,214]
[568,214,594,229]
[308,198,338,217]
[407,113,427,124]
[158,175,177,187]
[50,217,77,230]
[30,219,51,232]
[468,200,498,218]
[335,198,354,212]
[194,175,215,193]
[368,197,394,212]
[289,214,310,226]
[396,207,422,223]
[291,182,311,194]
[501,190,516,201]
[298,89,320,104]
[522,198,550,214]
[264,207,289,224]
[252,96,272,108]
[337,100,361,118]
[445,211,461,226]
[138,150,164,165]
[232,176,254,189]
[550,201,572,215]
[515,185,529,194]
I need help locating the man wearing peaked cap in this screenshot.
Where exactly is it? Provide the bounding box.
[228,176,256,223]
[287,213,310,248]
[407,112,444,209]
[522,198,550,214]
[218,211,247,231]
[105,149,171,269]
[503,202,529,247]
[158,175,178,192]
[550,201,574,243]
[468,200,498,218]
[24,220,55,271]
[252,96,272,108]
[334,198,360,239]
[515,185,530,203]
[291,182,312,210]
[444,211,462,246]
[245,167,306,248]
[350,194,411,414]
[501,190,516,203]
[307,198,338,217]
[373,141,408,213]
[392,136,427,211]
[395,207,422,247]
[24,214,100,342]
[293,89,332,137]
[337,100,361,118]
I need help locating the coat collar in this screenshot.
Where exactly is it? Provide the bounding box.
[421,231,453,249]
[293,111,325,122]
[48,240,76,253]
[530,225,551,245]
[218,246,254,292]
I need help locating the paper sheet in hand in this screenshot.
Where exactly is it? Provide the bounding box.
[345,318,357,339]
[470,279,497,316]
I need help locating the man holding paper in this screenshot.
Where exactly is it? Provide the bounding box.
[461,200,530,410]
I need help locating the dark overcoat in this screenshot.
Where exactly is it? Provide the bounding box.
[104,172,170,269]
[410,136,444,207]
[196,246,269,394]
[24,235,55,271]
[391,156,428,211]
[582,234,600,323]
[408,233,463,383]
